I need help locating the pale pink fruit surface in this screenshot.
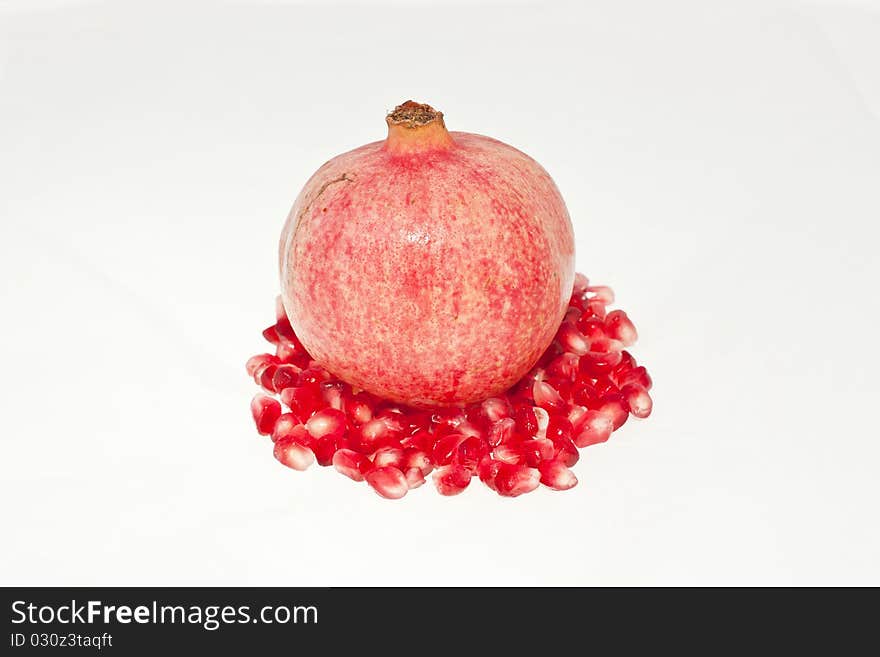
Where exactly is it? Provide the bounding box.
[279,101,575,407]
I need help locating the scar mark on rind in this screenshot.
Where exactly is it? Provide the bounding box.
[292,173,354,242]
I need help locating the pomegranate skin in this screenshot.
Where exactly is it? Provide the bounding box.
[280,102,575,407]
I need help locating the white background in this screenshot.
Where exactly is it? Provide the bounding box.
[2,0,879,586]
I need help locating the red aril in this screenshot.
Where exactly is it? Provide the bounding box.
[405,467,426,489]
[403,448,433,476]
[251,394,282,435]
[556,322,590,356]
[618,366,653,391]
[598,393,629,430]
[622,384,653,418]
[271,413,302,444]
[573,410,614,447]
[280,386,323,423]
[539,461,578,490]
[533,381,566,412]
[486,417,516,447]
[604,309,638,347]
[273,436,315,471]
[312,435,339,466]
[432,465,472,496]
[332,449,370,481]
[586,285,614,305]
[494,464,541,497]
[305,408,346,441]
[432,433,467,467]
[246,353,278,378]
[481,397,512,423]
[365,466,409,499]
[551,436,580,467]
[372,446,405,469]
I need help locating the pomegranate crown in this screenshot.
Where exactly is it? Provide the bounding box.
[385,100,453,155]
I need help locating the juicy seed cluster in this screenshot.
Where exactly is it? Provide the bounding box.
[247,274,653,499]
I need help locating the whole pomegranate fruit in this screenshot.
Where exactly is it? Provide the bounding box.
[279,101,574,407]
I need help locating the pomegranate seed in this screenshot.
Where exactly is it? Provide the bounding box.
[619,366,653,391]
[273,436,315,471]
[373,446,405,469]
[332,449,369,481]
[359,418,401,451]
[586,285,614,304]
[455,436,487,472]
[495,464,541,497]
[320,381,346,411]
[299,366,330,387]
[539,461,578,490]
[251,394,282,435]
[533,381,565,412]
[403,448,433,476]
[551,436,580,467]
[365,466,408,499]
[494,444,525,465]
[487,417,516,446]
[478,457,504,492]
[593,376,619,397]
[599,393,629,430]
[253,361,277,391]
[579,350,623,377]
[405,467,426,489]
[262,325,281,345]
[588,337,624,353]
[456,421,484,440]
[586,299,607,320]
[432,432,466,467]
[271,412,301,443]
[306,408,346,440]
[481,397,512,422]
[344,392,374,425]
[431,407,465,428]
[275,340,304,364]
[271,364,301,391]
[401,429,433,453]
[546,415,573,442]
[568,404,589,432]
[622,383,653,418]
[513,404,538,437]
[573,273,590,296]
[576,316,608,341]
[246,353,278,377]
[572,410,613,447]
[547,353,579,382]
[563,307,581,325]
[556,322,590,356]
[280,386,324,423]
[611,350,637,380]
[312,435,339,466]
[605,309,637,346]
[433,465,472,496]
[274,317,297,342]
[572,382,601,409]
[533,407,550,437]
[519,438,555,466]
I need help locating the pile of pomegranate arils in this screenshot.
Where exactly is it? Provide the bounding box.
[247,274,653,499]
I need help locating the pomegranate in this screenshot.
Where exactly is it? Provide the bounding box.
[279,101,575,407]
